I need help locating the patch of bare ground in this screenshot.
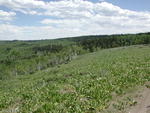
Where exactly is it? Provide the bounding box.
[101,82,150,113]
[128,82,150,113]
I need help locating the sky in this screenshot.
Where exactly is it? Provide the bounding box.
[0,0,150,40]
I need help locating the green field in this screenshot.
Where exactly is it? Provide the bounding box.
[0,45,150,113]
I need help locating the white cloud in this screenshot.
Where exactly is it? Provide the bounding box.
[0,24,89,40]
[0,10,16,21]
[0,0,45,10]
[0,0,150,40]
[0,22,150,40]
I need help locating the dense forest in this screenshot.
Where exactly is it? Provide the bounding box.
[0,32,150,80]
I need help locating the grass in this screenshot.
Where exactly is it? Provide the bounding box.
[0,45,150,113]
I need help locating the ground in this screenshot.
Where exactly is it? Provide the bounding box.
[128,82,150,113]
[0,45,150,113]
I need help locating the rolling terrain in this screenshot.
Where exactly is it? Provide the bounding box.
[0,44,150,113]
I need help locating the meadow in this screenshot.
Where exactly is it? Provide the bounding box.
[0,45,150,113]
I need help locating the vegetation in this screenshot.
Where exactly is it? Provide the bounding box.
[0,32,150,112]
[0,32,150,80]
[0,45,150,112]
[0,40,85,80]
[79,33,150,52]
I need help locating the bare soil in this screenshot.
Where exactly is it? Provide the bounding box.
[128,85,150,113]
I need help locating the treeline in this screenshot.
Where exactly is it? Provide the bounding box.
[0,43,85,80]
[0,32,150,79]
[79,33,150,52]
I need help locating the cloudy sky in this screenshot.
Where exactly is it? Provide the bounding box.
[0,0,150,40]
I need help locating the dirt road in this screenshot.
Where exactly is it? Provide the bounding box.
[128,87,150,113]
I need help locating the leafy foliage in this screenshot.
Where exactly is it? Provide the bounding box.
[0,32,150,112]
[0,32,150,79]
[0,45,150,112]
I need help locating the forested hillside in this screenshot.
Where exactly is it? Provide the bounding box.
[0,32,150,80]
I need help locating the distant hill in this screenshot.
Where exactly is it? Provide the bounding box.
[0,32,150,80]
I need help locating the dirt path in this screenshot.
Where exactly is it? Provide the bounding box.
[128,87,150,113]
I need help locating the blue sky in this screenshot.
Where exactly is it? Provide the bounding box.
[0,0,150,40]
[42,0,150,11]
[99,0,150,11]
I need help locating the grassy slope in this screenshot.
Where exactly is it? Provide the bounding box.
[0,45,150,113]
